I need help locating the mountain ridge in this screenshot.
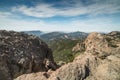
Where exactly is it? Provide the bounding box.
[22,30,43,37]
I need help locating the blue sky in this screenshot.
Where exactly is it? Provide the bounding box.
[0,0,120,32]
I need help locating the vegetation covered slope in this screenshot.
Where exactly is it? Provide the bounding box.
[48,39,82,63]
[40,31,88,63]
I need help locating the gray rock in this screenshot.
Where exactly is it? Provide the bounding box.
[0,30,58,80]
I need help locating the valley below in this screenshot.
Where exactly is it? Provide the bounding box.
[24,31,88,63]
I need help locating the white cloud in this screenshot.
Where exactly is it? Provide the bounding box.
[11,0,120,18]
[0,12,12,18]
[12,4,59,18]
[0,15,67,31]
[0,0,120,32]
[0,14,119,32]
[69,18,114,32]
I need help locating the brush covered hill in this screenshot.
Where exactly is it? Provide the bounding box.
[48,39,81,63]
[15,31,120,80]
[0,30,58,80]
[41,31,88,63]
[40,31,88,42]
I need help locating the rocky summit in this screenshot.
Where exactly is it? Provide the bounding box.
[0,30,58,80]
[15,31,120,80]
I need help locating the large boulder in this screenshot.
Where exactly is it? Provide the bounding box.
[0,30,57,80]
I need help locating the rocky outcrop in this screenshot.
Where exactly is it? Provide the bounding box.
[13,31,120,80]
[72,42,85,53]
[0,30,58,80]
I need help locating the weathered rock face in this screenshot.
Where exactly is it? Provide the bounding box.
[0,30,57,80]
[72,42,85,53]
[84,32,120,58]
[15,31,120,80]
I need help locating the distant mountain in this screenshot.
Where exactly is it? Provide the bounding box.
[40,31,88,42]
[22,30,43,37]
[23,31,88,41]
[40,32,66,41]
[66,31,88,40]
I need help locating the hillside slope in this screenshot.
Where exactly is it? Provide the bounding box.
[41,31,88,63]
[49,39,81,63]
